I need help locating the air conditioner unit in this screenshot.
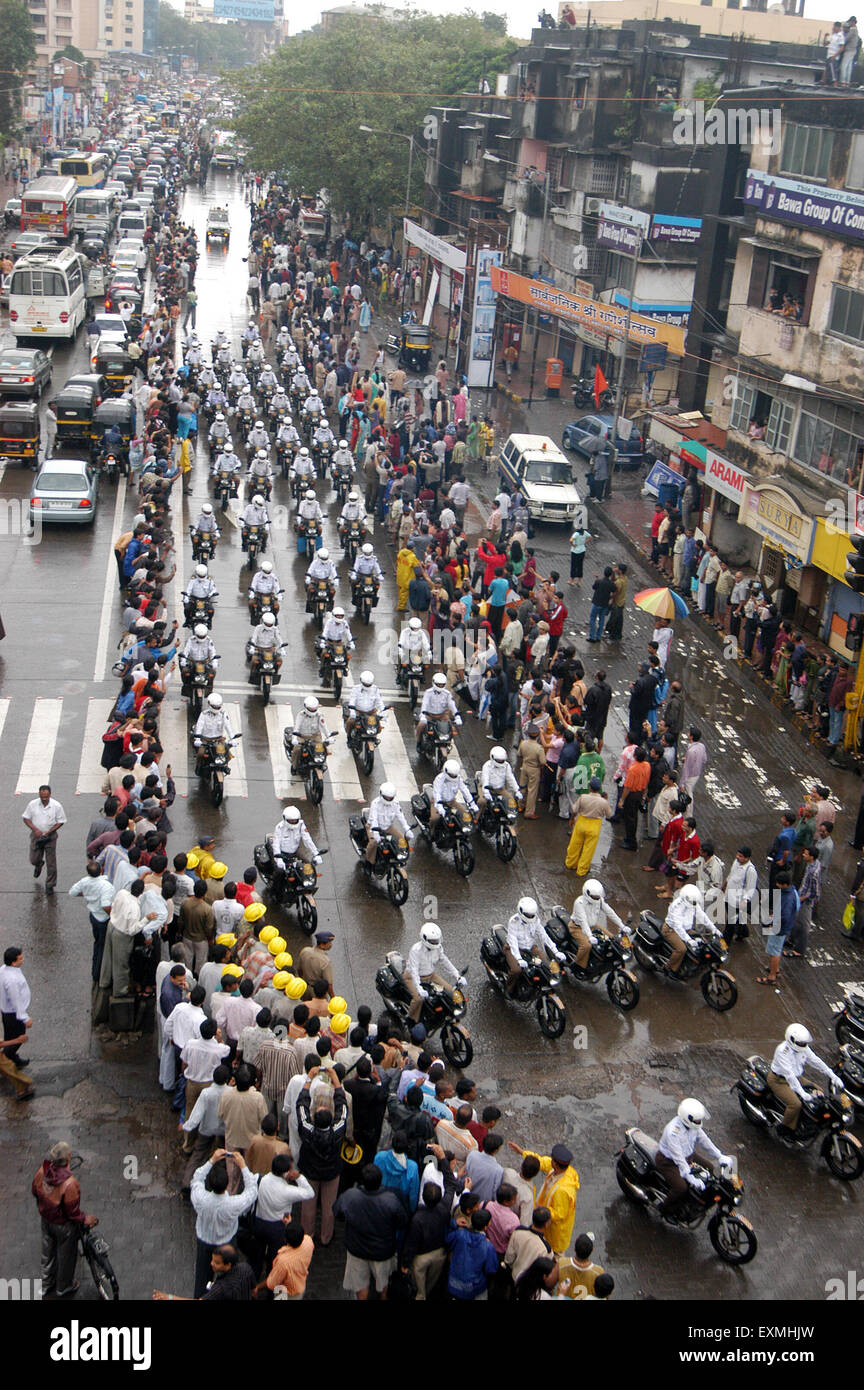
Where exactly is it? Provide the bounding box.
[585,196,602,215]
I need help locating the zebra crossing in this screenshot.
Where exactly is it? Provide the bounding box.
[7,689,423,806]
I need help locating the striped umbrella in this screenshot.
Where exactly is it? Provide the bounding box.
[633,586,689,621]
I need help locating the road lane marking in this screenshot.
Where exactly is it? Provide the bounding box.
[222,701,248,796]
[265,701,295,800]
[320,705,362,801]
[378,714,419,801]
[0,698,9,746]
[159,697,189,796]
[93,476,127,683]
[76,699,115,795]
[15,697,62,794]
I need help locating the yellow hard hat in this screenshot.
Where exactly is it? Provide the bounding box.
[222,964,244,980]
[259,925,279,945]
[286,976,307,999]
[272,971,292,991]
[329,1012,351,1035]
[215,933,237,948]
[185,852,200,869]
[268,935,287,957]
[273,951,293,971]
[209,861,228,879]
[244,902,266,923]
[328,996,348,1016]
[341,1140,363,1165]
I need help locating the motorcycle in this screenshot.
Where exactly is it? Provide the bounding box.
[253,840,327,933]
[733,1054,863,1180]
[295,513,321,555]
[189,527,215,563]
[234,404,255,440]
[474,781,519,863]
[214,468,239,511]
[351,574,379,625]
[269,401,290,435]
[544,906,640,1011]
[396,656,428,714]
[312,438,332,473]
[615,1128,756,1264]
[247,642,285,705]
[290,469,313,504]
[317,637,348,700]
[207,430,230,461]
[376,951,473,1067]
[834,986,864,1048]
[248,590,280,625]
[411,791,476,877]
[181,657,216,716]
[277,439,297,479]
[836,1042,864,1117]
[258,376,278,411]
[572,377,613,410]
[242,524,264,567]
[100,452,122,484]
[183,595,215,630]
[340,518,364,565]
[286,732,329,805]
[345,708,383,777]
[333,467,353,505]
[632,910,737,1012]
[194,733,238,807]
[246,356,263,390]
[416,717,454,771]
[479,926,566,1038]
[248,472,273,502]
[306,577,335,630]
[348,819,412,907]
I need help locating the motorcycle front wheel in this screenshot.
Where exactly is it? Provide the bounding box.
[306,768,324,805]
[409,679,419,712]
[261,675,271,705]
[441,1021,474,1069]
[607,968,640,1012]
[361,742,374,777]
[453,838,474,878]
[495,824,517,862]
[824,1130,864,1181]
[297,896,317,935]
[536,994,566,1038]
[708,1212,758,1265]
[332,673,342,701]
[701,969,737,1012]
[210,774,224,807]
[386,866,409,907]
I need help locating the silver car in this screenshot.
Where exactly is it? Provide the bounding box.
[30,457,99,527]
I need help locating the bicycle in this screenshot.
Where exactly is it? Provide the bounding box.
[68,1155,119,1300]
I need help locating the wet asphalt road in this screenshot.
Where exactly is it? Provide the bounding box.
[1,168,863,1302]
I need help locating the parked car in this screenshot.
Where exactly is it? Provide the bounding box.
[29,456,99,527]
[497,433,582,525]
[7,231,62,260]
[561,413,644,471]
[0,347,53,399]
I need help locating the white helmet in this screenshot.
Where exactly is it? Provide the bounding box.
[443,759,460,779]
[360,670,374,688]
[194,623,208,638]
[348,491,358,502]
[253,493,264,507]
[680,884,703,908]
[282,806,301,824]
[380,781,396,801]
[248,318,256,327]
[339,439,348,449]
[421,922,442,947]
[207,692,223,710]
[518,896,538,922]
[304,695,320,714]
[409,617,422,632]
[432,672,447,689]
[678,1098,706,1131]
[309,388,319,398]
[260,560,273,574]
[299,446,310,457]
[195,563,208,579]
[256,448,268,461]
[223,441,234,452]
[201,502,213,515]
[305,488,316,501]
[584,878,604,901]
[255,420,264,430]
[215,411,225,421]
[318,547,330,561]
[262,612,276,627]
[490,746,507,764]
[361,542,373,557]
[786,1023,812,1052]
[332,606,345,619]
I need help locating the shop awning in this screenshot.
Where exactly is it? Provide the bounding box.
[740,236,822,259]
[677,439,707,471]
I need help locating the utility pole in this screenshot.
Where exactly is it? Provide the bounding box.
[608,225,642,495]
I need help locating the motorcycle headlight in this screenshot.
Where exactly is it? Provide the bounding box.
[452,988,465,1006]
[302,862,313,875]
[718,937,728,951]
[733,1195,741,1206]
[620,934,632,950]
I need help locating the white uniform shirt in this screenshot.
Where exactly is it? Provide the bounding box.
[505,912,557,966]
[366,794,411,840]
[185,577,217,600]
[569,894,626,945]
[348,684,385,716]
[182,634,216,663]
[306,555,337,583]
[658,1116,725,1180]
[251,621,281,651]
[769,1040,838,1097]
[292,710,330,743]
[665,897,717,947]
[271,819,319,861]
[241,503,270,528]
[321,615,354,648]
[398,629,432,664]
[432,769,477,813]
[406,940,458,990]
[250,570,282,596]
[419,687,460,721]
[193,709,234,742]
[298,497,324,522]
[341,500,367,523]
[480,757,520,796]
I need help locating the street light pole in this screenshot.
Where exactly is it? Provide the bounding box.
[358,123,415,314]
[608,225,642,497]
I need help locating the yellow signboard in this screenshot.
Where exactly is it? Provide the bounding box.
[489,265,686,357]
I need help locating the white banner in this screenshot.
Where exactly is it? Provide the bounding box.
[422,267,440,327]
[403,217,467,273]
[467,245,503,389]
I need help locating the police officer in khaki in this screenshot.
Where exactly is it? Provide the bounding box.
[297,931,335,1002]
[517,722,547,819]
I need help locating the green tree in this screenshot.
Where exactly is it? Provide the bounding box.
[0,0,36,139]
[156,1,256,70]
[234,12,516,228]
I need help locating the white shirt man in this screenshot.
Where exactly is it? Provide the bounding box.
[164,997,206,1052]
[366,793,413,844]
[769,1039,839,1098]
[431,767,478,817]
[271,816,321,868]
[480,755,521,799]
[724,853,758,923]
[398,625,432,666]
[212,897,246,936]
[346,682,385,718]
[658,1115,728,1185]
[255,1169,315,1223]
[251,620,282,652]
[340,496,368,526]
[22,794,66,836]
[291,451,316,482]
[297,494,324,524]
[249,567,282,598]
[331,445,355,476]
[405,939,460,996]
[192,509,221,538]
[306,552,338,585]
[321,612,355,649]
[350,551,383,583]
[291,706,331,746]
[665,895,719,949]
[185,573,217,601]
[193,707,235,745]
[504,911,559,968]
[241,499,270,529]
[182,632,217,664]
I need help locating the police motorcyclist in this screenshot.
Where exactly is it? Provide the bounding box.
[289,694,333,773]
[226,359,247,398]
[291,365,311,399]
[339,490,369,537]
[415,671,461,745]
[181,622,218,673]
[197,362,216,393]
[305,545,338,611]
[191,500,221,539]
[290,445,317,489]
[344,669,385,738]
[248,559,283,619]
[567,878,627,969]
[258,361,278,398]
[430,758,478,827]
[248,610,283,675]
[297,487,324,534]
[248,447,273,493]
[662,884,722,975]
[312,418,336,455]
[208,410,230,450]
[241,319,258,354]
[184,562,218,612]
[302,387,324,429]
[767,1023,843,1140]
[270,805,322,882]
[321,606,355,658]
[350,543,383,603]
[478,745,522,809]
[363,780,414,867]
[397,617,432,676]
[193,692,235,772]
[241,493,270,551]
[212,439,241,486]
[331,439,355,481]
[655,1099,734,1220]
[404,922,464,1022]
[503,896,565,995]
[269,383,291,418]
[246,418,270,457]
[246,337,265,373]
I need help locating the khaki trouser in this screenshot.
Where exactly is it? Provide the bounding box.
[0,1050,33,1095]
[766,1070,803,1129]
[405,971,448,1022]
[504,945,547,993]
[413,1246,447,1299]
[568,920,612,970]
[661,922,686,974]
[99,925,135,995]
[521,767,541,817]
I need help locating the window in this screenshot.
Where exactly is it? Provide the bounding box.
[589,157,617,195]
[793,399,864,486]
[746,245,817,324]
[780,123,834,181]
[847,132,864,191]
[829,284,864,343]
[730,375,793,451]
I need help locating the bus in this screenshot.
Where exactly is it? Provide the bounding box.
[181,91,196,112]
[8,246,87,340]
[73,189,117,237]
[21,176,78,238]
[161,107,180,134]
[58,153,108,189]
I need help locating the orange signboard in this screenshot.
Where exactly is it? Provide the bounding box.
[489,265,686,357]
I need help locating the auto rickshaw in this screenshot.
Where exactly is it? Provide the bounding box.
[0,400,40,467]
[51,382,98,451]
[399,321,431,371]
[92,395,134,464]
[94,342,134,397]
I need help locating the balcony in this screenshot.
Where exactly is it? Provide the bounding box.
[739,306,864,397]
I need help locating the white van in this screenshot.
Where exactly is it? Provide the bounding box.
[497,433,582,525]
[8,246,87,340]
[117,208,148,237]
